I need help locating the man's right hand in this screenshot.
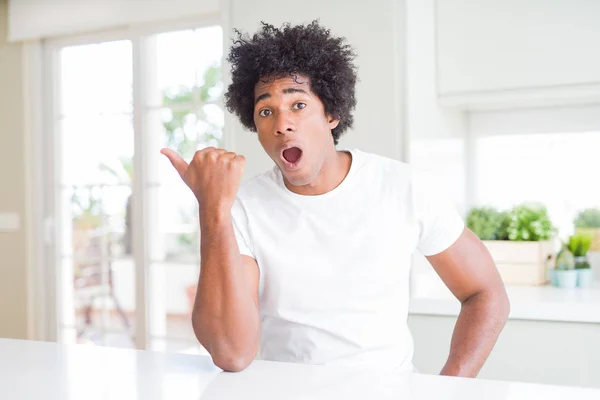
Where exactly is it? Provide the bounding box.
[160,147,246,215]
[162,147,259,372]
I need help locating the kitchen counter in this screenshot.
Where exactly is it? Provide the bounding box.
[410,279,600,323]
[2,339,599,399]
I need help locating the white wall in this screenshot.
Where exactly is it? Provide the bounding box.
[405,0,468,291]
[225,0,406,179]
[409,314,600,388]
[406,0,466,204]
[436,0,600,95]
[407,0,465,140]
[7,0,219,41]
[0,0,29,340]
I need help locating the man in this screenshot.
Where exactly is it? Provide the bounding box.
[161,21,509,375]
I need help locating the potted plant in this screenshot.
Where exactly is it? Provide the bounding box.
[574,208,600,252]
[566,232,593,287]
[467,203,556,286]
[466,207,508,240]
[553,247,578,288]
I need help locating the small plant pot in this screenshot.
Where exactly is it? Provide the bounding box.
[548,269,558,286]
[577,268,594,288]
[574,256,590,269]
[554,270,578,288]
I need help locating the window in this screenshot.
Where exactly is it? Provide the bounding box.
[49,23,223,353]
[408,107,600,295]
[409,127,600,238]
[475,131,600,236]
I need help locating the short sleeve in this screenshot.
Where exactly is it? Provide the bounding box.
[231,197,255,259]
[412,169,465,256]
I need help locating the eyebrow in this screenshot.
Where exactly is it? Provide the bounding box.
[254,88,309,105]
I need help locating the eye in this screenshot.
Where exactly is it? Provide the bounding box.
[293,102,306,110]
[258,109,272,117]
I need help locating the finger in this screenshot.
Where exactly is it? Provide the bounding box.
[233,154,246,173]
[210,148,229,158]
[200,147,227,155]
[233,154,246,165]
[160,148,188,179]
[219,152,238,161]
[195,147,227,161]
[201,148,229,163]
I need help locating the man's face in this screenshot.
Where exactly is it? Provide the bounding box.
[253,74,339,187]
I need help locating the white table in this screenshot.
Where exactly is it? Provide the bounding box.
[2,339,599,399]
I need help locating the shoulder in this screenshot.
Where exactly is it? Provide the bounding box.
[352,149,446,204]
[352,149,417,184]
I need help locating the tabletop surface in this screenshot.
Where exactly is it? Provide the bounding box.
[2,339,599,399]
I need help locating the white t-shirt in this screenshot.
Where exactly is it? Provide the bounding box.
[231,148,464,371]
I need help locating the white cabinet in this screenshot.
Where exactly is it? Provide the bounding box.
[409,314,600,388]
[435,0,600,107]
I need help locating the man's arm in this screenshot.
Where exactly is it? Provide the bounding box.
[193,213,261,372]
[426,227,510,377]
[161,147,260,372]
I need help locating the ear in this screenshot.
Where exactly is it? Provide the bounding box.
[327,115,340,130]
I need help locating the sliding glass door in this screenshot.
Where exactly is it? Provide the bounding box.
[48,23,223,353]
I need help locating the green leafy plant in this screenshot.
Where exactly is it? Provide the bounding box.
[496,212,511,241]
[574,208,600,229]
[566,233,592,257]
[566,232,592,269]
[466,207,507,240]
[162,64,223,160]
[466,203,555,242]
[505,203,556,241]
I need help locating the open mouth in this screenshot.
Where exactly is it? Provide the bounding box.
[281,147,303,168]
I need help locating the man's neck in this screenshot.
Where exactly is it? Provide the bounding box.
[284,150,352,196]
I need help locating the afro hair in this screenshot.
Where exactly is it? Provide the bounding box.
[224,21,358,145]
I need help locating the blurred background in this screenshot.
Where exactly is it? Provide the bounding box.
[0,0,599,389]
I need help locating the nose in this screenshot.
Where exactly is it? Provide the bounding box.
[274,111,296,136]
